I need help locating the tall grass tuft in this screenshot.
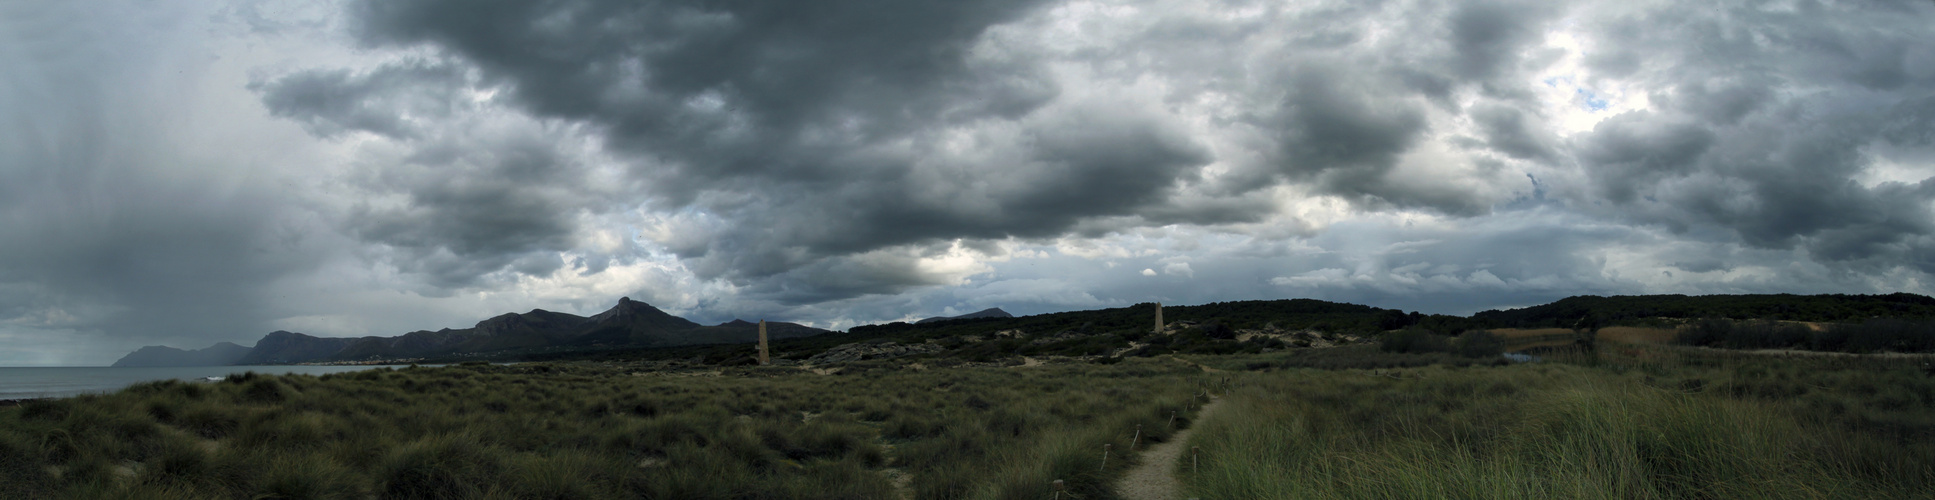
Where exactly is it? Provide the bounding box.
[1182,361,1934,499]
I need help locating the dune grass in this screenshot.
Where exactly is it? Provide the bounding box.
[0,360,1208,499]
[1181,346,1935,499]
[7,343,1930,499]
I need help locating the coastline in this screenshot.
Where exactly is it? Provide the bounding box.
[0,364,426,401]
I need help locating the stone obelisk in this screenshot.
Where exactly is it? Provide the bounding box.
[757,320,770,365]
[1154,302,1164,334]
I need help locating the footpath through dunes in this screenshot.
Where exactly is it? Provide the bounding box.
[1116,396,1226,500]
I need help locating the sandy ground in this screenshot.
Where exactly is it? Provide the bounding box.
[1115,397,1226,500]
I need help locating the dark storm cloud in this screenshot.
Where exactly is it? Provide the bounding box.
[251,55,634,290]
[1445,0,1556,83]
[1576,111,1716,203]
[1560,0,1935,272]
[252,0,1232,302]
[1470,102,1556,161]
[256,0,1935,313]
[346,0,1057,185]
[1188,0,1567,215]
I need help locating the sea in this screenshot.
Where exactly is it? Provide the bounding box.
[0,365,424,400]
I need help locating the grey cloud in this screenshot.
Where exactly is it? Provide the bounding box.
[1577,111,1715,203]
[1446,0,1557,83]
[254,61,470,139]
[345,123,607,289]
[1882,95,1935,146]
[1655,76,1778,126]
[252,53,636,290]
[1562,0,1935,273]
[1471,102,1556,161]
[0,2,351,361]
[1271,69,1427,178]
[1252,65,1511,215]
[265,0,1935,316]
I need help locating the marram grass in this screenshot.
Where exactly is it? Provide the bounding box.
[1181,357,1935,499]
[0,360,1205,499]
[4,347,1932,499]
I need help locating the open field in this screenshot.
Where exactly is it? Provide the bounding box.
[4,339,1934,499]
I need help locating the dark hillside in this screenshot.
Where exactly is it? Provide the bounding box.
[1473,293,1935,328]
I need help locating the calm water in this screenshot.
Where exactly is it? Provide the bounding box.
[0,365,424,399]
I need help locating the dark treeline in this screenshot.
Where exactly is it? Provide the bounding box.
[1473,293,1935,329]
[1674,318,1935,353]
[488,294,1935,364]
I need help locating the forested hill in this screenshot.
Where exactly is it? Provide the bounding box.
[1471,293,1935,329]
[486,293,1935,364]
[854,293,1935,341]
[851,299,1415,340]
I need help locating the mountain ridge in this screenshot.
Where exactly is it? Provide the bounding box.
[111,292,1935,366]
[917,307,1015,324]
[110,342,253,367]
[114,297,829,366]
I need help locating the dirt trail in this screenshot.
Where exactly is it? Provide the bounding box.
[1167,355,1223,373]
[1115,397,1226,500]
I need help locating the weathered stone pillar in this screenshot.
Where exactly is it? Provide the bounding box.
[1154,302,1164,334]
[758,320,770,365]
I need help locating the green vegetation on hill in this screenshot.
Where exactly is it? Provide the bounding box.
[855,300,1401,340]
[493,294,1935,365]
[1473,293,1935,329]
[1673,317,1935,353]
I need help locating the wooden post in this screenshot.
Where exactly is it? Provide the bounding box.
[1131,424,1142,450]
[757,320,770,366]
[1052,479,1065,500]
[1168,410,1177,428]
[1154,302,1163,334]
[1192,446,1200,474]
[1101,443,1111,471]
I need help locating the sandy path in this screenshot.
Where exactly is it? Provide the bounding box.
[1115,397,1225,500]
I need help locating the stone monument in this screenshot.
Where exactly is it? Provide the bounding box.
[1154,302,1164,334]
[758,320,771,365]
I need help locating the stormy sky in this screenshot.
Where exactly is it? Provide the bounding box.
[4,0,1934,365]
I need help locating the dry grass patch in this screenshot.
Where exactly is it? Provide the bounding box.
[1597,326,1677,344]
[1486,328,1575,340]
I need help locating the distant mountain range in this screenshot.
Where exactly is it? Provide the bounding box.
[112,297,828,367]
[916,307,1013,324]
[111,342,253,367]
[114,292,1935,367]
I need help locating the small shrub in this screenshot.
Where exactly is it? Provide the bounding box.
[242,377,292,404]
[377,436,505,500]
[1382,328,1453,354]
[0,433,53,498]
[1457,330,1505,358]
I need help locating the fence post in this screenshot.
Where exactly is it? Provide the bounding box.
[1192,446,1200,474]
[1168,409,1177,428]
[1131,424,1142,450]
[1101,443,1111,471]
[1052,479,1065,500]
